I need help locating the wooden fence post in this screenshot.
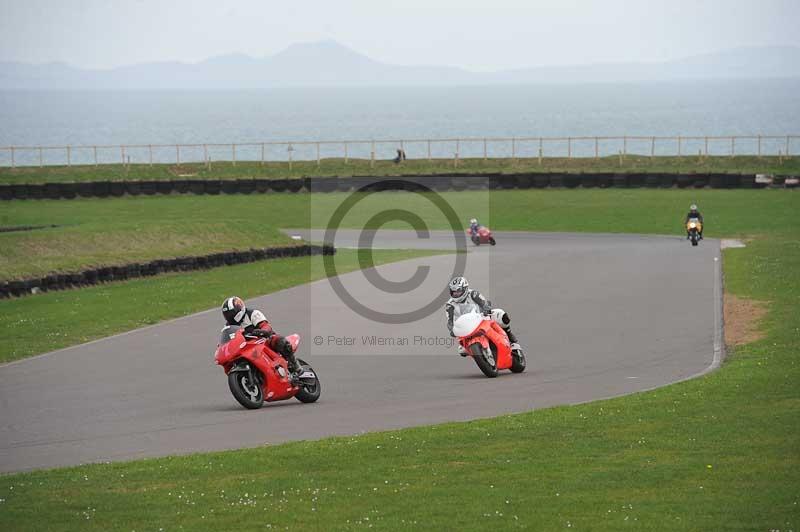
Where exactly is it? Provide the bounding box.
[148,144,153,166]
[594,137,599,159]
[567,137,572,159]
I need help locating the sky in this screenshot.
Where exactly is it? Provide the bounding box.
[0,0,798,71]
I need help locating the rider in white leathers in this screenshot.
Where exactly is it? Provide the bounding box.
[444,277,520,355]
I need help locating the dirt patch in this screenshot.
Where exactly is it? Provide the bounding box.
[724,294,768,346]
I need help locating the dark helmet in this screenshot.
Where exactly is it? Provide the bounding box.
[448,276,469,302]
[222,296,246,325]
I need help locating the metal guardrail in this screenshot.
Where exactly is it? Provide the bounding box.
[1,135,797,168]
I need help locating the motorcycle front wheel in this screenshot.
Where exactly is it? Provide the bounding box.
[489,237,496,246]
[294,358,321,403]
[228,367,264,409]
[470,343,498,378]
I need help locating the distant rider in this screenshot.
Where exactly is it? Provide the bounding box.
[469,218,480,235]
[221,296,300,374]
[684,204,704,239]
[444,276,521,355]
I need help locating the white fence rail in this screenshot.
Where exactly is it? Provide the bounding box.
[1,135,798,168]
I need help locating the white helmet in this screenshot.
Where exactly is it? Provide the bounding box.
[469,218,477,225]
[690,204,698,211]
[448,276,469,302]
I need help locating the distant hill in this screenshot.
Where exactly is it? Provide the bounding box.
[1,40,798,89]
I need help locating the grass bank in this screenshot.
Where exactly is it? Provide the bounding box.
[0,155,798,184]
[0,248,443,364]
[3,189,797,280]
[0,192,798,530]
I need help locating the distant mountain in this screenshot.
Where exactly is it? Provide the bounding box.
[1,41,798,89]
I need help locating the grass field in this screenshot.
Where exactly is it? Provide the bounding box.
[3,189,797,280]
[0,189,798,531]
[0,248,444,364]
[0,154,798,184]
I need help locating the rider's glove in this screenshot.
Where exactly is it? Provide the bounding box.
[249,328,274,338]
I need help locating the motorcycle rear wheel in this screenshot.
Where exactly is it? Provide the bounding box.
[294,358,321,403]
[470,343,498,378]
[228,367,264,409]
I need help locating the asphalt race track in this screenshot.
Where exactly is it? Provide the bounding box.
[0,231,722,473]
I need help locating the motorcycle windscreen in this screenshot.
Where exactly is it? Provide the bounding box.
[215,325,244,365]
[219,325,242,345]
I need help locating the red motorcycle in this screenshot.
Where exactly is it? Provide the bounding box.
[452,311,526,378]
[468,226,497,246]
[215,325,321,409]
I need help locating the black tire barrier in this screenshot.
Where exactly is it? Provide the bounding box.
[691,174,709,188]
[221,180,239,195]
[155,181,174,195]
[563,174,580,189]
[141,181,158,195]
[286,179,304,193]
[550,174,565,188]
[28,184,46,199]
[125,181,142,195]
[0,224,59,233]
[1,172,785,201]
[108,181,124,197]
[0,244,334,299]
[92,181,111,198]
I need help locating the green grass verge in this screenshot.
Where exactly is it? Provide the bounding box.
[0,248,444,364]
[0,191,798,530]
[3,189,797,279]
[1,155,798,184]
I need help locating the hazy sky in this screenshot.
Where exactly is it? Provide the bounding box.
[1,0,798,70]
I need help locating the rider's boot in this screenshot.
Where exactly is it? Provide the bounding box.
[506,329,521,353]
[457,345,468,357]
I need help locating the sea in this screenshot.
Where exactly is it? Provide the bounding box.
[1,79,798,166]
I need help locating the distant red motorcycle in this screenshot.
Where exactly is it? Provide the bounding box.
[468,226,497,246]
[452,311,526,378]
[215,325,321,409]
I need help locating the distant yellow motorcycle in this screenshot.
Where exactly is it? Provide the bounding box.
[686,218,703,246]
